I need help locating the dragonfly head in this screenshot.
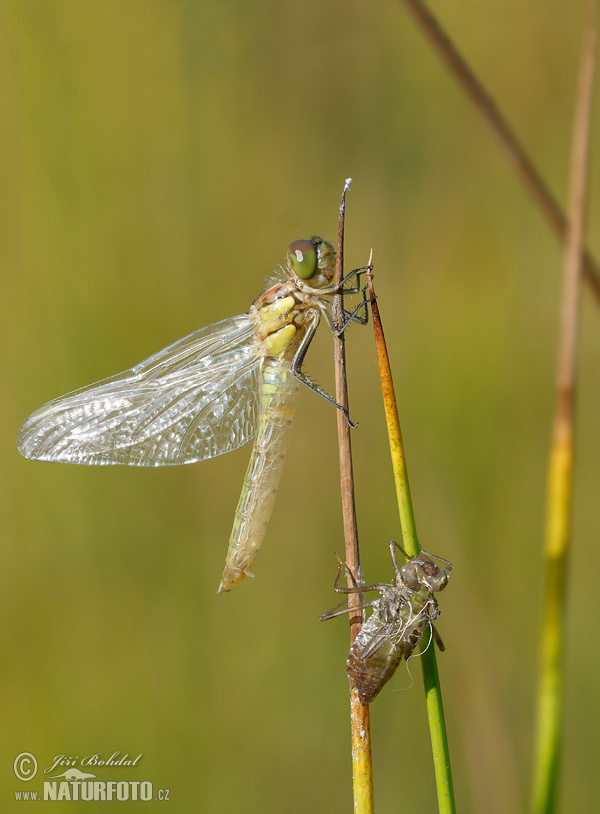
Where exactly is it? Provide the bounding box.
[400,554,452,594]
[287,237,336,289]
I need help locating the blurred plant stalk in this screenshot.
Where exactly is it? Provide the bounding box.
[365,262,455,814]
[400,0,600,305]
[532,6,596,813]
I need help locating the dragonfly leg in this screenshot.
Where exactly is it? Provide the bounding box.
[326,290,371,338]
[291,314,358,428]
[319,597,379,622]
[431,624,445,652]
[339,265,371,294]
[390,539,413,574]
[319,266,368,296]
[419,549,453,569]
[318,268,372,334]
[329,552,383,595]
[334,297,369,335]
[294,369,357,428]
[319,552,390,621]
[339,267,373,330]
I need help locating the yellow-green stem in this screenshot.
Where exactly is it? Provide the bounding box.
[531,421,572,814]
[531,5,594,810]
[366,263,455,814]
[349,690,374,814]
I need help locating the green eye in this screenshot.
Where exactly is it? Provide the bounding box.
[288,239,318,280]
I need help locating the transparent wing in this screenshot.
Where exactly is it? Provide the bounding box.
[360,621,402,660]
[17,314,261,466]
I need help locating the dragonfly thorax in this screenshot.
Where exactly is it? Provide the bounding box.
[251,281,325,360]
[376,590,408,623]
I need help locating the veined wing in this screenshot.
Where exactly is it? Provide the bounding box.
[360,620,403,661]
[17,314,261,466]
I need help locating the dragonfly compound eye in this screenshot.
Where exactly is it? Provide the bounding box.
[288,239,318,280]
[402,557,450,593]
[400,561,422,591]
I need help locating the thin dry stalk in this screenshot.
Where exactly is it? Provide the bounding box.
[399,0,600,304]
[531,5,596,813]
[332,179,374,813]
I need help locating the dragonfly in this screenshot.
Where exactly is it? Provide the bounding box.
[320,541,452,703]
[17,237,367,592]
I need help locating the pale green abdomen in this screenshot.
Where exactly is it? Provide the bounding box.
[218,358,299,591]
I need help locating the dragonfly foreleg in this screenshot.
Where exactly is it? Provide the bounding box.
[338,265,371,295]
[318,266,368,296]
[317,268,372,334]
[390,539,410,576]
[340,268,373,332]
[419,549,453,569]
[339,276,371,331]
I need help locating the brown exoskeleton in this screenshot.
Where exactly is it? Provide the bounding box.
[320,541,452,704]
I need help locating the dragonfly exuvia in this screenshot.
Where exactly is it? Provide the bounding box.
[17,237,366,592]
[320,541,452,703]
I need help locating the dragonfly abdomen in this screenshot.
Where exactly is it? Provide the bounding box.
[347,594,438,703]
[347,617,406,704]
[217,359,299,592]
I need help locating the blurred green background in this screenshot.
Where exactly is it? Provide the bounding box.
[3,1,599,811]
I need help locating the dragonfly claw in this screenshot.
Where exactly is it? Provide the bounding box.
[340,407,358,429]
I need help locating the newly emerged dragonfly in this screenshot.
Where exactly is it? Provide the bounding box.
[320,541,452,703]
[17,237,367,592]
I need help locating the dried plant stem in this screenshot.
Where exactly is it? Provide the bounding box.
[333,179,374,813]
[531,6,595,813]
[366,264,455,814]
[399,0,600,304]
